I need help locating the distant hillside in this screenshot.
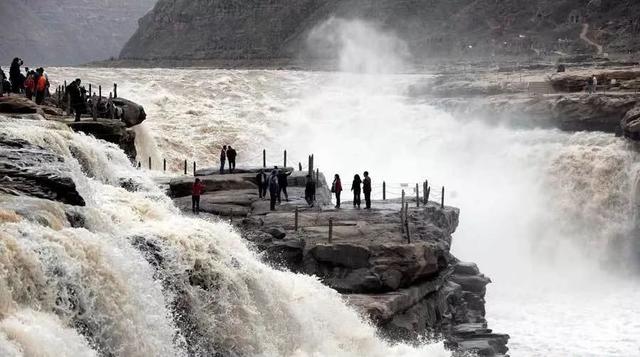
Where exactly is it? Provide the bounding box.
[0,0,156,66]
[120,0,640,64]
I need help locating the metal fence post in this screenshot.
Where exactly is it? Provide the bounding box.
[441,186,445,209]
[294,207,299,232]
[328,217,333,243]
[184,159,187,175]
[193,161,197,176]
[148,156,152,170]
[416,183,420,207]
[263,149,266,168]
[163,158,167,172]
[284,150,287,168]
[383,181,386,201]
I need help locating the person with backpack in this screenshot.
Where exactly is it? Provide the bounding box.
[268,170,279,211]
[305,174,316,207]
[332,174,343,209]
[363,171,372,209]
[219,145,227,174]
[227,145,237,173]
[256,169,268,199]
[277,167,293,203]
[192,178,206,214]
[351,174,362,209]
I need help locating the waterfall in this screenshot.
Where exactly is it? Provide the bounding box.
[0,115,449,356]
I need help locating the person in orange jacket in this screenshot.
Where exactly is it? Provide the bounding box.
[34,68,47,104]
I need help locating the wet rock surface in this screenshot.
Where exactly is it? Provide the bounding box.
[0,134,85,206]
[167,167,509,356]
[67,120,137,161]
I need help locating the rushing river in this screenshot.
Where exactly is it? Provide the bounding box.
[40,65,640,357]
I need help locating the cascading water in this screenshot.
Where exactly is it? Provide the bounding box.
[0,116,449,356]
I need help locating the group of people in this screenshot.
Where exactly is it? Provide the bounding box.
[331,171,372,209]
[219,145,238,174]
[256,167,294,211]
[0,58,50,104]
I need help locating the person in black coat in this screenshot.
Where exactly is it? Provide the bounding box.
[305,174,316,207]
[227,146,237,173]
[363,171,372,209]
[268,171,279,211]
[351,174,362,208]
[9,58,23,93]
[256,169,268,199]
[66,79,84,122]
[277,167,293,203]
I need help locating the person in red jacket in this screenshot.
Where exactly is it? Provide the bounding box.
[23,71,35,100]
[34,68,47,105]
[192,178,206,214]
[331,174,343,209]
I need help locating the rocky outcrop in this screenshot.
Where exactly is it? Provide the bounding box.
[166,166,508,356]
[68,120,137,161]
[121,0,640,64]
[0,96,41,114]
[0,134,85,206]
[0,0,156,65]
[112,97,147,127]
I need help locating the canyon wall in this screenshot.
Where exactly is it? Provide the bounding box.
[120,0,640,64]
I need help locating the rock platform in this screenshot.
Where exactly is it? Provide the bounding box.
[164,167,510,356]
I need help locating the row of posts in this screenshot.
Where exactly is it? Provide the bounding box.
[384,180,445,209]
[55,82,118,119]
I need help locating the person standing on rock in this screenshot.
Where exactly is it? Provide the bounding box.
[227,145,237,173]
[277,167,293,203]
[0,67,5,97]
[34,68,47,105]
[9,58,23,93]
[351,174,362,209]
[363,171,372,209]
[23,71,35,100]
[268,170,279,211]
[256,169,268,199]
[191,178,206,214]
[332,174,343,209]
[219,145,227,174]
[67,79,84,122]
[305,174,316,207]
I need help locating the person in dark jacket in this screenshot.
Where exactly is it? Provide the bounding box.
[192,178,206,214]
[268,170,279,211]
[277,167,293,203]
[219,146,227,174]
[363,171,372,209]
[332,174,343,209]
[227,146,237,173]
[0,67,5,97]
[351,174,362,208]
[9,58,23,93]
[256,169,268,199]
[305,174,316,207]
[66,79,84,122]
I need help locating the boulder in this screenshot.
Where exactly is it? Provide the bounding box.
[112,97,147,127]
[621,105,640,139]
[264,226,286,239]
[0,134,85,206]
[68,120,137,161]
[0,96,40,114]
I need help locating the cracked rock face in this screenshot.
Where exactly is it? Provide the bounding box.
[0,134,85,206]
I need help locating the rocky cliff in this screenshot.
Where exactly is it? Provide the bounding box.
[0,0,156,66]
[120,0,640,64]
